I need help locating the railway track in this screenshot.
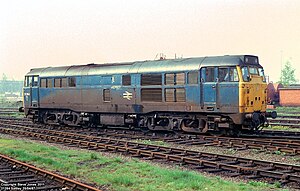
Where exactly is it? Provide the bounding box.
[0,108,19,110]
[0,108,22,116]
[2,118,300,155]
[0,111,19,115]
[269,117,300,128]
[0,123,300,187]
[2,116,300,137]
[0,154,101,191]
[1,109,300,127]
[275,115,300,119]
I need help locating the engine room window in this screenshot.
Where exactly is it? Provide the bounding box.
[176,88,186,102]
[205,67,215,82]
[165,88,175,102]
[33,76,39,86]
[141,74,162,86]
[47,79,53,88]
[165,73,175,85]
[165,73,185,85]
[188,71,198,84]
[61,78,67,87]
[165,88,186,102]
[103,89,110,102]
[68,77,76,87]
[40,79,47,88]
[242,67,250,82]
[54,78,61,88]
[141,88,162,102]
[122,75,131,86]
[176,73,185,85]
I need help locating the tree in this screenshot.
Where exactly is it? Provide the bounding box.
[278,61,298,86]
[2,73,7,81]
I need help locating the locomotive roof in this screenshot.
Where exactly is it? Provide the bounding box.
[26,55,260,77]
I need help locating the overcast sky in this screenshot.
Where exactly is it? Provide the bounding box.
[0,0,299,82]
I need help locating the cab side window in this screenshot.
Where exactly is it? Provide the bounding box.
[28,77,33,86]
[218,67,239,82]
[229,67,239,82]
[24,77,29,87]
[205,67,215,82]
[33,76,39,86]
[218,68,228,82]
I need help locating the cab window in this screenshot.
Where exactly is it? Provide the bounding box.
[24,77,29,87]
[32,76,39,86]
[249,66,258,75]
[218,67,238,82]
[241,66,249,82]
[258,68,266,82]
[218,68,228,82]
[28,77,33,86]
[229,67,239,82]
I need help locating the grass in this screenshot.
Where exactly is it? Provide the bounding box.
[0,137,285,191]
[268,106,300,114]
[264,125,300,132]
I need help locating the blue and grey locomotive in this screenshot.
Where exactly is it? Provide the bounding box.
[23,55,276,135]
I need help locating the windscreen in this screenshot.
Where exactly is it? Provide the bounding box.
[241,66,266,82]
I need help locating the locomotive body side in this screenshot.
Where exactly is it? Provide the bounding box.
[23,55,275,135]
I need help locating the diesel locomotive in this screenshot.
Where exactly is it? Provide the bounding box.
[23,55,276,135]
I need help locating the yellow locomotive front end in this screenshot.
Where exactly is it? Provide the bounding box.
[237,56,276,131]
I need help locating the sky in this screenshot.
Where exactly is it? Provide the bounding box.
[0,0,300,82]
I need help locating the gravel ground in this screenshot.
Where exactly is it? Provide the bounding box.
[167,142,300,166]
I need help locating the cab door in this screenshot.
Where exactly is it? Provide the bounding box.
[30,76,39,107]
[217,67,239,112]
[23,76,32,109]
[201,67,217,111]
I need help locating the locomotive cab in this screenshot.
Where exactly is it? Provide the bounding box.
[238,56,276,131]
[23,74,40,120]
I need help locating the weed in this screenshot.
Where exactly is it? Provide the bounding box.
[274,181,282,188]
[90,153,99,160]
